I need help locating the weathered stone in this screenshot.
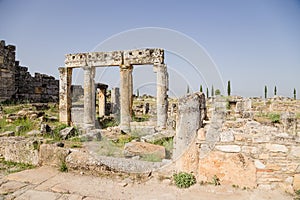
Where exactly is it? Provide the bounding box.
[0,131,15,137]
[293,174,300,190]
[173,92,206,158]
[83,66,96,129]
[290,146,300,158]
[0,137,40,165]
[39,144,70,167]
[220,130,234,142]
[124,142,166,159]
[120,65,132,132]
[198,151,256,188]
[26,130,41,137]
[84,129,101,141]
[266,144,288,153]
[0,181,27,195]
[111,87,120,121]
[215,145,241,153]
[60,127,76,140]
[154,64,168,129]
[40,123,52,134]
[15,190,61,200]
[254,160,266,169]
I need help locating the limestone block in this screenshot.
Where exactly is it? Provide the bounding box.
[198,151,256,188]
[124,142,166,159]
[123,48,164,65]
[220,131,234,142]
[215,145,241,153]
[290,146,300,158]
[60,127,77,140]
[254,160,266,169]
[293,174,300,190]
[266,144,288,153]
[39,144,70,167]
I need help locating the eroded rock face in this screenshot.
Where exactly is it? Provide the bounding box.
[124,142,166,159]
[198,151,256,188]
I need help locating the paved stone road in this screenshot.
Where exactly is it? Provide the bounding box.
[0,166,293,200]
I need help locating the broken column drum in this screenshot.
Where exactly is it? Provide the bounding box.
[59,48,168,132]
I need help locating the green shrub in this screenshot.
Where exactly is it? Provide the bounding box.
[295,189,300,195]
[173,172,196,188]
[60,161,68,172]
[268,113,280,123]
[212,175,220,186]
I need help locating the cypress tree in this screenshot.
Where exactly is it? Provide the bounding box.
[206,88,209,98]
[211,85,214,97]
[294,88,296,100]
[200,85,203,93]
[274,86,277,96]
[227,80,231,96]
[186,85,190,94]
[264,85,267,99]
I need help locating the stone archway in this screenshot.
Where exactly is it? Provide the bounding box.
[58,48,168,132]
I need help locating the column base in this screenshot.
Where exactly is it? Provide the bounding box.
[120,124,131,133]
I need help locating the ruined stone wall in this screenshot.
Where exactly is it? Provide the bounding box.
[0,40,16,102]
[0,40,59,103]
[173,95,300,193]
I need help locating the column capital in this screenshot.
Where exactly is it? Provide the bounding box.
[120,64,133,71]
[153,63,167,73]
[82,65,95,71]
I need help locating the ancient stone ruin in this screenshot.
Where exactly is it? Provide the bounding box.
[59,48,168,132]
[0,40,59,103]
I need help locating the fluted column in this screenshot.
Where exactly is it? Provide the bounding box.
[120,65,133,132]
[59,67,72,125]
[83,65,95,129]
[154,64,168,129]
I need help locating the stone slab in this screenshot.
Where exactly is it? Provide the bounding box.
[0,181,27,195]
[15,190,61,200]
[6,166,59,185]
[215,145,241,153]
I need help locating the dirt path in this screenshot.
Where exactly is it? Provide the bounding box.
[0,166,293,200]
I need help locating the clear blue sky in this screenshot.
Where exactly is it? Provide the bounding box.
[1,0,299,98]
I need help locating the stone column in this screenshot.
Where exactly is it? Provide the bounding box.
[83,65,95,129]
[129,67,133,116]
[154,64,168,129]
[59,67,72,125]
[120,65,133,132]
[111,87,120,121]
[98,87,107,118]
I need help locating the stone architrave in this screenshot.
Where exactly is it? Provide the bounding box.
[154,64,168,129]
[120,65,133,132]
[83,65,95,129]
[59,67,72,125]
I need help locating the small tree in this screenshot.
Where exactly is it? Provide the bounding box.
[274,86,277,96]
[211,85,214,97]
[227,80,231,96]
[137,89,140,97]
[294,88,297,100]
[200,85,203,93]
[186,85,190,94]
[264,85,267,99]
[206,88,209,98]
[215,89,221,96]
